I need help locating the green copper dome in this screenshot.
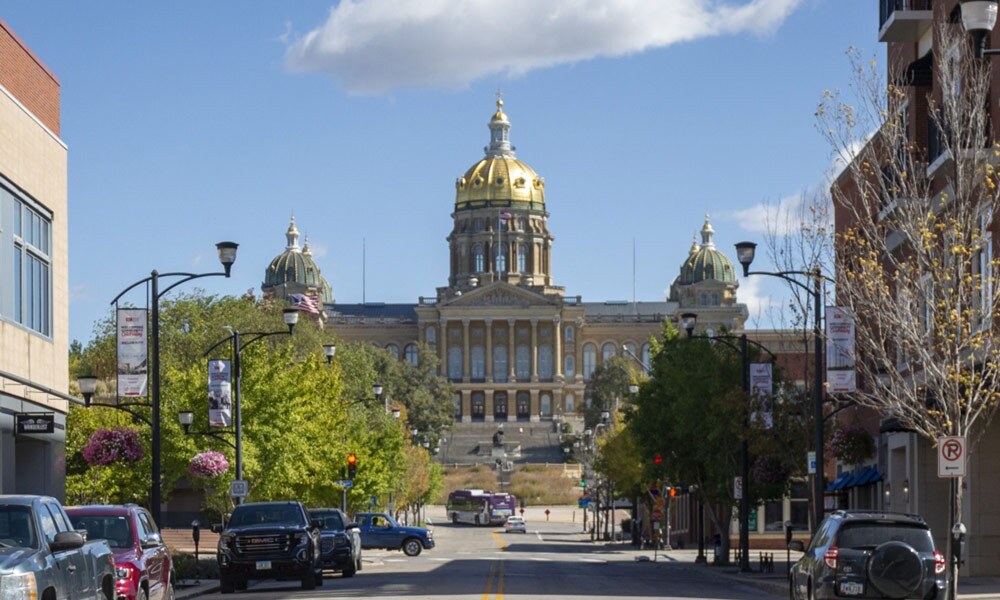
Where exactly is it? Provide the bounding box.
[680,215,736,284]
[263,218,334,303]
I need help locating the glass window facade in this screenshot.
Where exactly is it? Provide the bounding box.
[583,344,597,380]
[3,186,52,337]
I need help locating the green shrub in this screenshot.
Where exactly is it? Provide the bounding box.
[172,553,219,580]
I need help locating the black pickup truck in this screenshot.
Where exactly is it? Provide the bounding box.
[212,501,323,593]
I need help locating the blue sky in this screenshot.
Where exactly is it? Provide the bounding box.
[2,1,874,346]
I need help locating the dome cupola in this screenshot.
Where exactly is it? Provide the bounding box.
[680,214,736,284]
[262,217,334,303]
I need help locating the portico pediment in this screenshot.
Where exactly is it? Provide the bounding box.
[441,281,557,308]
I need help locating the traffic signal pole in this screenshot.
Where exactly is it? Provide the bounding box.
[340,467,347,512]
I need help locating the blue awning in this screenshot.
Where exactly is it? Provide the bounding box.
[844,466,873,489]
[855,466,882,486]
[827,471,854,492]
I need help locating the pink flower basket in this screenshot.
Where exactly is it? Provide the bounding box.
[82,428,144,466]
[188,451,230,479]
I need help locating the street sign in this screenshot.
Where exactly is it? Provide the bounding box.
[334,479,354,489]
[734,476,743,500]
[807,451,817,475]
[651,509,663,522]
[938,436,966,478]
[578,497,592,508]
[230,480,248,498]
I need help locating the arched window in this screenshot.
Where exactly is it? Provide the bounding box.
[517,244,527,272]
[493,346,508,383]
[623,342,637,362]
[601,342,617,363]
[515,344,531,380]
[564,354,575,378]
[471,346,486,380]
[518,217,527,231]
[641,343,652,371]
[538,344,553,380]
[474,245,484,272]
[448,346,462,379]
[474,218,484,232]
[385,343,400,360]
[495,243,507,273]
[564,325,574,342]
[425,326,436,345]
[565,393,575,413]
[404,344,419,366]
[583,343,597,380]
[712,292,719,305]
[540,394,551,417]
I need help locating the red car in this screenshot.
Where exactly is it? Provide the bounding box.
[66,504,173,600]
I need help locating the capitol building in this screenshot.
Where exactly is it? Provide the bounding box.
[262,98,749,422]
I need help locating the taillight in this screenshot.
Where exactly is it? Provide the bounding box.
[115,562,138,581]
[823,546,839,569]
[934,551,946,575]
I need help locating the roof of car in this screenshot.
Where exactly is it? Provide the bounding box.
[831,510,927,524]
[64,505,136,515]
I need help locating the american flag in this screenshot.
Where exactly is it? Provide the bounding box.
[289,293,321,315]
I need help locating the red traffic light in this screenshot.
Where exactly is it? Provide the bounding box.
[347,453,358,465]
[668,487,677,498]
[654,454,663,464]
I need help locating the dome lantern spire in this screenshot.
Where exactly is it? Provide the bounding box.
[286,216,301,252]
[486,91,514,158]
[700,213,716,249]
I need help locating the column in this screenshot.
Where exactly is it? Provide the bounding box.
[440,318,449,378]
[462,319,471,383]
[530,318,539,383]
[485,389,494,423]
[507,319,516,382]
[575,318,585,384]
[530,389,540,421]
[461,389,472,424]
[485,318,494,383]
[553,315,563,381]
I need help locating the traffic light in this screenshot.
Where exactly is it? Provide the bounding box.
[580,479,587,489]
[347,453,358,479]
[654,454,663,465]
[668,486,677,498]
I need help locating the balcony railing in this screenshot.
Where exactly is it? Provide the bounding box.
[879,0,934,43]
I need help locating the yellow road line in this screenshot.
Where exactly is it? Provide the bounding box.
[481,532,507,599]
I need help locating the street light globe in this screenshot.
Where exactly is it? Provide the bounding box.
[628,383,640,395]
[962,1,999,34]
[323,344,337,363]
[391,408,401,419]
[373,383,384,397]
[215,241,239,276]
[177,411,194,426]
[734,241,757,276]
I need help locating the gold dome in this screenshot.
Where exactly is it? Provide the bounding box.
[455,96,544,209]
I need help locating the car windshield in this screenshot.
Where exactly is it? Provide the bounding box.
[0,506,37,548]
[310,512,344,530]
[229,506,305,528]
[68,515,133,548]
[836,522,934,552]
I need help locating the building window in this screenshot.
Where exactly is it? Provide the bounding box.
[453,394,462,418]
[386,343,400,360]
[474,218,484,232]
[700,293,708,305]
[448,346,462,379]
[641,343,651,371]
[473,245,484,272]
[564,393,574,413]
[6,191,52,337]
[495,243,507,273]
[515,344,530,380]
[517,244,527,272]
[564,355,575,378]
[623,342,637,362]
[493,346,508,383]
[426,326,436,346]
[540,394,551,416]
[404,343,419,366]
[471,346,486,380]
[712,293,719,305]
[538,344,553,380]
[601,342,616,363]
[583,343,597,380]
[564,325,574,342]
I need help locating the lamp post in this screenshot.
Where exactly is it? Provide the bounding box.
[323,344,337,365]
[201,308,299,504]
[100,241,238,526]
[681,312,774,572]
[961,0,999,58]
[735,241,829,532]
[373,383,386,414]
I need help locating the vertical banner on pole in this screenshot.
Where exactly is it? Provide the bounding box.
[826,306,857,393]
[116,308,148,398]
[207,359,233,427]
[749,362,773,428]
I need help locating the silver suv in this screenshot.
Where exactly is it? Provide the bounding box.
[789,510,946,599]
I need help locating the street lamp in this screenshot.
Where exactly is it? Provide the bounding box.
[373,383,387,414]
[961,0,999,58]
[682,312,775,572]
[199,307,299,505]
[102,241,237,526]
[735,240,830,533]
[176,410,236,449]
[323,344,337,365]
[77,375,152,426]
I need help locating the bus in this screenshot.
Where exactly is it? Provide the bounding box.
[446,489,516,526]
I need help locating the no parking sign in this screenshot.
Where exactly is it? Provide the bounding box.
[937,436,966,478]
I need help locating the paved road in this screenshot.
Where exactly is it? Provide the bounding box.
[209,516,783,600]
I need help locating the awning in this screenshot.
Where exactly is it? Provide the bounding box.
[827,466,882,492]
[827,471,854,492]
[855,466,883,486]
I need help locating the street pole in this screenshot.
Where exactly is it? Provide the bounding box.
[812,271,825,530]
[150,271,161,526]
[739,333,750,572]
[232,331,243,501]
[695,497,706,563]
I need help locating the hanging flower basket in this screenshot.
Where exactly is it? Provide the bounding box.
[82,428,144,466]
[188,451,230,479]
[827,425,875,465]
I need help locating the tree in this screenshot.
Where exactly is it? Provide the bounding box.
[584,357,638,429]
[821,25,1000,593]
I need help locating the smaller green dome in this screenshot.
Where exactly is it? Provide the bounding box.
[680,215,736,284]
[263,218,334,303]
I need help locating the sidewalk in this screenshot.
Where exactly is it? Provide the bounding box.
[175,580,219,600]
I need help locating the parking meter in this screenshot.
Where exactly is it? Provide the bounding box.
[952,522,967,567]
[784,520,793,545]
[191,519,201,545]
[784,520,794,575]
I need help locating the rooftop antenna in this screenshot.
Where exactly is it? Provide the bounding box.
[632,237,636,311]
[363,237,366,304]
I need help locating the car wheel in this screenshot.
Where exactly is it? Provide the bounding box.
[452,513,458,524]
[475,515,481,526]
[135,587,148,600]
[219,572,235,595]
[234,579,247,592]
[163,580,175,600]
[402,538,423,557]
[301,569,317,591]
[314,569,324,587]
[343,560,357,578]
[868,541,923,599]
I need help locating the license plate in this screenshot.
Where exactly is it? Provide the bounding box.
[255,561,272,570]
[838,581,863,595]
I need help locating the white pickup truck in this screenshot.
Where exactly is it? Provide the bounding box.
[0,495,116,599]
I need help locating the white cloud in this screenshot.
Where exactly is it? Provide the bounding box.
[727,192,805,236]
[285,0,803,94]
[736,274,774,324]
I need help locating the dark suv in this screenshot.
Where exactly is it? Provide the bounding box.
[309,508,362,577]
[789,510,946,600]
[213,501,323,593]
[65,503,172,600]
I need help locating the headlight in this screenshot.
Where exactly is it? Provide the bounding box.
[218,533,234,549]
[0,572,38,600]
[294,532,309,545]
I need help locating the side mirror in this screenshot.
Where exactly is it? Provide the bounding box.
[141,533,162,549]
[346,522,359,530]
[50,531,85,553]
[211,524,224,534]
[788,540,805,552]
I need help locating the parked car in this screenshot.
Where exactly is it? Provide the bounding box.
[354,512,434,557]
[789,510,947,600]
[504,516,527,534]
[0,495,116,600]
[212,501,323,593]
[308,508,362,577]
[66,503,172,600]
